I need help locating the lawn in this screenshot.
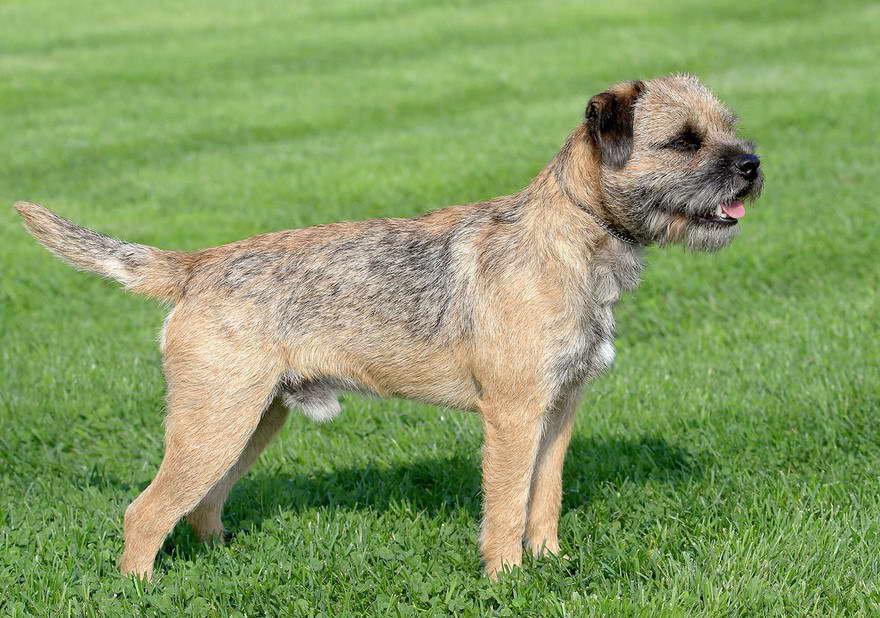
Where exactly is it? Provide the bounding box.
[1,0,879,615]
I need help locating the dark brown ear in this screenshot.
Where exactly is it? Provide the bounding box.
[585,80,645,169]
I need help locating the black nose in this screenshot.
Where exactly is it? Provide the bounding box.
[735,154,760,180]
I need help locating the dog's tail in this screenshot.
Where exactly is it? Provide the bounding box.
[14,201,191,302]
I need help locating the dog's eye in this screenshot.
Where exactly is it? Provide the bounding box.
[666,130,702,152]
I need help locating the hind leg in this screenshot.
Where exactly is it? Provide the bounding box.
[186,398,290,541]
[120,358,280,580]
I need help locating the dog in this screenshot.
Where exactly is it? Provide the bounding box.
[14,74,763,580]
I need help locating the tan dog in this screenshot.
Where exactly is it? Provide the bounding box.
[15,74,762,580]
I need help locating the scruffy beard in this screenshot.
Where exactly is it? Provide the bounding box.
[615,166,763,252]
[645,209,741,251]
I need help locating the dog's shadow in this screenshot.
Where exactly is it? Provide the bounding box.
[160,433,703,561]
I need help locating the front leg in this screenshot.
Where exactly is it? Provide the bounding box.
[525,390,580,557]
[479,401,544,579]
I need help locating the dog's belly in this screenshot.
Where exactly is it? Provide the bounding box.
[284,337,481,413]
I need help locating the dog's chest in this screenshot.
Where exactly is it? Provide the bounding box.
[552,246,643,388]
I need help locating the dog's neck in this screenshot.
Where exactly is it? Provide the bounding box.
[543,126,643,246]
[502,130,644,297]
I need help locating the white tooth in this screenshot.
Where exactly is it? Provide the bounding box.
[715,205,723,216]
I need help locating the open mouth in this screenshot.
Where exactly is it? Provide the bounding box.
[692,199,745,226]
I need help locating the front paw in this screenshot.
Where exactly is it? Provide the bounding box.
[526,535,560,558]
[483,550,523,580]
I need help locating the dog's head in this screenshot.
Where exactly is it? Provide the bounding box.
[586,74,763,251]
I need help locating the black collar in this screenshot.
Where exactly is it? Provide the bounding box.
[575,203,641,246]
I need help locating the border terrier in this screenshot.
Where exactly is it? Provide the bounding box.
[15,74,762,579]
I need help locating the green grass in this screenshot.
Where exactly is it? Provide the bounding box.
[1,0,879,615]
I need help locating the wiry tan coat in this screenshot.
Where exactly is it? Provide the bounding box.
[15,74,762,580]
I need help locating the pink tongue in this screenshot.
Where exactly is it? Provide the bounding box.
[721,200,746,219]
